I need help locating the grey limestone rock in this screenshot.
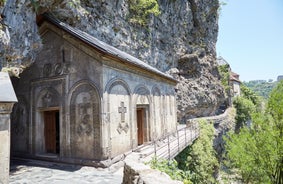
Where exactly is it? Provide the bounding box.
[0,0,225,121]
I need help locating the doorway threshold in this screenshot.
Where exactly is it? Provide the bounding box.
[35,153,59,159]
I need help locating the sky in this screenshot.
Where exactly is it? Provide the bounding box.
[216,0,283,82]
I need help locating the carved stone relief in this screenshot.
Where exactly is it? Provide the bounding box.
[117,102,129,134]
[11,96,28,152]
[38,88,60,108]
[43,62,70,78]
[135,86,150,105]
[70,83,100,159]
[108,82,130,135]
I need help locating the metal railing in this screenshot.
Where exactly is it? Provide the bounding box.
[140,122,200,161]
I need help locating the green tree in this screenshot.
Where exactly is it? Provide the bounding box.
[176,120,219,183]
[243,80,277,99]
[233,96,256,132]
[218,64,231,100]
[150,120,219,183]
[267,80,283,183]
[148,157,191,183]
[225,81,283,183]
[240,84,261,109]
[128,0,160,26]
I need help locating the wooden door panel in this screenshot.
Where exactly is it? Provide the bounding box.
[44,111,56,153]
[137,109,144,145]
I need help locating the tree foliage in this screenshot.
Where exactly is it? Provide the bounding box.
[243,80,277,99]
[240,84,261,109]
[149,157,191,184]
[149,120,219,183]
[232,84,263,132]
[218,64,231,100]
[185,120,219,183]
[225,81,283,183]
[175,120,219,183]
[128,0,160,26]
[233,96,256,132]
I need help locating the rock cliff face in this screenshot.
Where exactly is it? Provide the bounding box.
[0,0,225,121]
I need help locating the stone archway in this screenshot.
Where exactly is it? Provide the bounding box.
[134,85,151,146]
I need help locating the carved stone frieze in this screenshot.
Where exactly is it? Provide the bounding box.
[0,103,15,114]
[42,62,70,78]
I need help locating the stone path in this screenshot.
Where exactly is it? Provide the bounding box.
[9,125,199,184]
[9,159,123,184]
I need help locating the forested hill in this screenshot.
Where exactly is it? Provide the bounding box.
[243,80,277,99]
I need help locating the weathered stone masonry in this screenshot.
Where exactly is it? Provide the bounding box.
[10,14,178,166]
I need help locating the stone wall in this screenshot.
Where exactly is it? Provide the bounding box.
[1,0,225,122]
[122,158,182,184]
[187,107,236,157]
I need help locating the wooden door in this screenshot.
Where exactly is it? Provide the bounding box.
[137,108,144,145]
[44,111,57,153]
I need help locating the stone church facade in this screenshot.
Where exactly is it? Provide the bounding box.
[11,14,177,166]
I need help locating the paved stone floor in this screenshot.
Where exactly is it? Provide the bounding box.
[9,159,123,184]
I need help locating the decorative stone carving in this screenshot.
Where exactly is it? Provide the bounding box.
[11,96,29,153]
[12,105,26,136]
[54,63,63,75]
[0,103,14,114]
[77,96,92,136]
[39,88,60,108]
[42,91,52,107]
[135,86,150,105]
[70,83,100,159]
[117,102,129,134]
[43,63,52,77]
[43,62,70,77]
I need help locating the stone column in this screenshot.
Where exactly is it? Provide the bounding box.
[0,72,17,184]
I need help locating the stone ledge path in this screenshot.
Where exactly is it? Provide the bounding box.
[9,159,123,184]
[9,124,199,183]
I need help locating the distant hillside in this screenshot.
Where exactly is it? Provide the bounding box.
[243,80,277,99]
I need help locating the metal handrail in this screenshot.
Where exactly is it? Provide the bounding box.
[141,123,200,160]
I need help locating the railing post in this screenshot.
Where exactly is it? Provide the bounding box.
[167,135,170,160]
[184,127,187,145]
[190,123,193,143]
[177,129,180,152]
[154,140,157,157]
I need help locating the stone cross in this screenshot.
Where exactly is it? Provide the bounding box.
[118,102,127,123]
[79,96,91,115]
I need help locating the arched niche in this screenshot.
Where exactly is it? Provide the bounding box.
[36,87,61,109]
[134,85,151,105]
[11,95,29,153]
[151,86,163,139]
[106,79,132,157]
[69,81,101,159]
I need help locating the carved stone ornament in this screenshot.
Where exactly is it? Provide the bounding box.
[54,63,63,75]
[43,63,52,77]
[116,102,129,134]
[117,122,129,134]
[0,103,14,114]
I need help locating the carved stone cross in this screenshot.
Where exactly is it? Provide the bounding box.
[79,97,91,115]
[118,102,127,123]
[117,102,129,134]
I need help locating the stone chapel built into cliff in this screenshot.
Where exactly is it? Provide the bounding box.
[10,14,177,166]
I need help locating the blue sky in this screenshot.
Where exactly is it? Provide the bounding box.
[216,0,283,82]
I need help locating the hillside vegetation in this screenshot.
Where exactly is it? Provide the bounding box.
[243,80,277,99]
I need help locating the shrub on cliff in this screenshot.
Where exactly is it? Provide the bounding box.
[225,81,283,183]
